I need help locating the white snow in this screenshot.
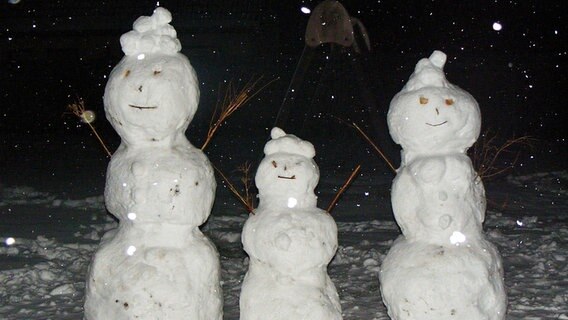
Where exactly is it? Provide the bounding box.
[120,7,181,57]
[380,51,507,319]
[0,12,566,320]
[240,128,342,319]
[1,170,567,319]
[83,7,222,320]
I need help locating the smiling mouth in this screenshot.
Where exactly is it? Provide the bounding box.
[426,121,448,127]
[129,104,158,110]
[277,175,296,180]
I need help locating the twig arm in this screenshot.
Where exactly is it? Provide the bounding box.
[327,164,361,213]
[212,164,254,213]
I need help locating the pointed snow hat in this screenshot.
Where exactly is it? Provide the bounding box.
[120,7,182,56]
[402,50,452,92]
[264,127,316,158]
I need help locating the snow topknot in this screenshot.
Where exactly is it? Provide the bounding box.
[264,127,316,158]
[120,7,181,56]
[403,50,451,91]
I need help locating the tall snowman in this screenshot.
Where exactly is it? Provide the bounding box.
[84,8,222,320]
[379,51,507,319]
[240,127,342,320]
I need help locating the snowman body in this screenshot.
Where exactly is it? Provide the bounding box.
[379,51,506,319]
[84,8,222,320]
[240,128,342,320]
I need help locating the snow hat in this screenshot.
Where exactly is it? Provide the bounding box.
[120,7,182,56]
[387,50,482,159]
[264,127,316,158]
[402,50,452,92]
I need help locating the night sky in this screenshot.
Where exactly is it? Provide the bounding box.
[1,0,566,192]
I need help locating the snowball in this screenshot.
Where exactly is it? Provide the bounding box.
[264,127,316,158]
[50,284,76,296]
[387,51,481,159]
[104,7,199,148]
[103,52,199,147]
[255,151,319,209]
[120,7,181,56]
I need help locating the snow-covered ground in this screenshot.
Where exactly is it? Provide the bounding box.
[1,169,566,319]
[2,1,565,318]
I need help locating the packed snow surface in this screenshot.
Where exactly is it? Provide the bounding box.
[1,170,566,319]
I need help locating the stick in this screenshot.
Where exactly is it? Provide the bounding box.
[66,99,112,157]
[201,76,278,151]
[327,164,361,213]
[212,164,254,214]
[86,121,112,157]
[350,122,397,173]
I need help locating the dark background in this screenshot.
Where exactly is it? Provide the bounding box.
[1,0,566,199]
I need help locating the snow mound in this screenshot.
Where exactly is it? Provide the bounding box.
[120,7,181,56]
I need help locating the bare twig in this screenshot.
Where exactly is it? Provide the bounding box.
[327,164,361,213]
[212,164,254,213]
[348,121,397,173]
[236,161,255,210]
[201,76,278,151]
[65,98,112,157]
[471,130,535,180]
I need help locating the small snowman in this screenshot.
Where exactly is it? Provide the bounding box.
[379,51,507,319]
[240,127,342,320]
[84,8,222,320]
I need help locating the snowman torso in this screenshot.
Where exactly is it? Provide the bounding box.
[242,206,338,277]
[239,128,342,320]
[240,206,341,320]
[379,51,506,320]
[392,153,485,244]
[105,145,215,227]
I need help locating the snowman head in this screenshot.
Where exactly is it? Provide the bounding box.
[104,7,199,147]
[387,51,481,158]
[255,128,319,209]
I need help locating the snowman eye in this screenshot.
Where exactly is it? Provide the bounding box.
[445,98,454,106]
[271,160,278,168]
[419,96,429,105]
[153,70,161,76]
[124,70,131,78]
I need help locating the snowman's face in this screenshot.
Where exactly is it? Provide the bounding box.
[387,86,481,153]
[255,153,319,202]
[104,54,199,144]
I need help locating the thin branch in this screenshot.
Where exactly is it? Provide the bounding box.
[201,76,278,151]
[212,163,254,214]
[349,122,397,173]
[236,161,255,209]
[66,98,112,157]
[471,130,535,180]
[327,164,361,213]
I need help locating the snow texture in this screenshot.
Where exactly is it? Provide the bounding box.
[380,51,507,319]
[240,128,342,320]
[120,7,181,56]
[1,171,567,319]
[83,7,222,320]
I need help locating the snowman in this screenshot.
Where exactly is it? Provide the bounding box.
[84,8,222,320]
[239,127,342,320]
[379,51,507,319]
